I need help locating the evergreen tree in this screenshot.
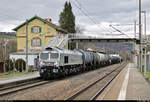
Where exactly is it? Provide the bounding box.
[59,1,76,33]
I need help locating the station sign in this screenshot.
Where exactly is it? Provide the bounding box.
[131,50,138,55]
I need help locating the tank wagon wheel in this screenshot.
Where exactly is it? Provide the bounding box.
[93,65,96,70]
[89,65,92,71]
[87,64,91,71]
[89,66,92,70]
[91,65,94,70]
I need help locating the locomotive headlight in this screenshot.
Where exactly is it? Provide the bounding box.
[40,61,45,66]
[54,62,59,67]
[40,61,42,64]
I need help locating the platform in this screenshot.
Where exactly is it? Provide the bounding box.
[0,71,40,85]
[96,63,150,100]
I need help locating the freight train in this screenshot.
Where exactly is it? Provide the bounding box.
[37,47,122,79]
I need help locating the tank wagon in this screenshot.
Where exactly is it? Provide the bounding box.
[37,47,122,79]
[109,54,122,64]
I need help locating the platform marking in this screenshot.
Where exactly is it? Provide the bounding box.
[117,64,130,100]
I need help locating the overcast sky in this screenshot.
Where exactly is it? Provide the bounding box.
[0,0,150,37]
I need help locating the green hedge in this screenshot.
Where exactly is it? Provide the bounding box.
[15,59,26,72]
[5,59,14,72]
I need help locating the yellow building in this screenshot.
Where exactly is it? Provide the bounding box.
[13,15,67,52]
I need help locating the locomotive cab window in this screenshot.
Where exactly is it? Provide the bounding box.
[64,56,68,63]
[40,53,49,60]
[50,53,59,59]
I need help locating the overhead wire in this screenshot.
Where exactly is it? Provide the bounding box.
[72,0,134,38]
[75,0,113,33]
[70,0,100,34]
[71,0,112,34]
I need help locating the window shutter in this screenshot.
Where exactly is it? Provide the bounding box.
[39,27,41,33]
[31,27,33,33]
[40,39,42,46]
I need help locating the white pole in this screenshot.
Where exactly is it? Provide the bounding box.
[141,11,147,76]
[144,46,147,77]
[134,20,136,67]
[144,11,147,77]
[139,0,142,72]
[4,44,6,73]
[26,19,29,72]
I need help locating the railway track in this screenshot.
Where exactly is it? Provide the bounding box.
[0,63,126,98]
[63,62,127,100]
[0,78,50,97]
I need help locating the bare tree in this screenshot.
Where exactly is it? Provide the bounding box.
[75,24,85,34]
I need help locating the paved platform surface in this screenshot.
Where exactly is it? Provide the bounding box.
[126,64,150,100]
[96,63,150,100]
[0,71,40,85]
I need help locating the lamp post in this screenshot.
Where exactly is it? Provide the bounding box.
[141,10,147,77]
[139,0,142,72]
[26,19,29,72]
[141,11,147,40]
[3,40,8,73]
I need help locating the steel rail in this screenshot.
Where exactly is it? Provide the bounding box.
[0,79,41,91]
[64,62,127,100]
[90,63,127,100]
[0,79,51,97]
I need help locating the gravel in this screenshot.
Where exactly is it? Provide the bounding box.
[3,63,121,100]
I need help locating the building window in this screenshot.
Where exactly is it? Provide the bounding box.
[48,29,51,33]
[22,29,25,34]
[31,38,42,47]
[31,26,41,33]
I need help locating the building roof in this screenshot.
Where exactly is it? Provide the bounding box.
[13,15,68,33]
[10,52,39,55]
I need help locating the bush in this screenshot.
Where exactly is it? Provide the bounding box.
[5,59,14,72]
[28,66,34,72]
[15,59,26,72]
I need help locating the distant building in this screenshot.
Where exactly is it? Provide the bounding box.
[13,15,67,52]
